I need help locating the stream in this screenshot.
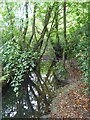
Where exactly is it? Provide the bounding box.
[2,73,58,118]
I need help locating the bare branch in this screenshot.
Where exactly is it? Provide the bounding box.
[23,2,29,45]
[39,13,56,61]
[28,3,36,47]
[35,5,54,50]
[5,2,14,39]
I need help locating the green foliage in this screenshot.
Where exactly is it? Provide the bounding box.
[71,25,89,91]
[0,2,89,95]
[0,75,7,81]
[0,39,38,93]
[55,61,67,81]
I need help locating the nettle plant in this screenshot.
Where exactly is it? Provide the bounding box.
[0,39,38,94]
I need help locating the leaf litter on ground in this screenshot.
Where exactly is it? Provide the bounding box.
[50,60,90,118]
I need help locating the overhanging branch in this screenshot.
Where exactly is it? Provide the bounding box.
[35,5,54,50]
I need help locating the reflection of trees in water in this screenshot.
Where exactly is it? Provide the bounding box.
[18,74,55,117]
[2,60,57,118]
[2,60,67,118]
[2,58,67,118]
[2,57,56,116]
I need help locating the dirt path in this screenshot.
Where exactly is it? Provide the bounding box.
[50,59,90,118]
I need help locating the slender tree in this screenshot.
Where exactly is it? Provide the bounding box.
[63,0,67,68]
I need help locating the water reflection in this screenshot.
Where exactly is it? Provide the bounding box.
[2,73,57,118]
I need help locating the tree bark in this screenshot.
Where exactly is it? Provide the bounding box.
[5,2,14,39]
[28,3,36,47]
[23,2,29,48]
[39,13,55,62]
[63,0,67,68]
[35,5,53,50]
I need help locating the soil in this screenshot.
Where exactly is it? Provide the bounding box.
[50,59,90,119]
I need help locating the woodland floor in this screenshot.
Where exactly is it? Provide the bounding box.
[50,59,90,119]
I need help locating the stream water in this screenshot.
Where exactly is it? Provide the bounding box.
[2,73,58,118]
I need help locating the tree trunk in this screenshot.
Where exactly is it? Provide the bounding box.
[63,0,67,68]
